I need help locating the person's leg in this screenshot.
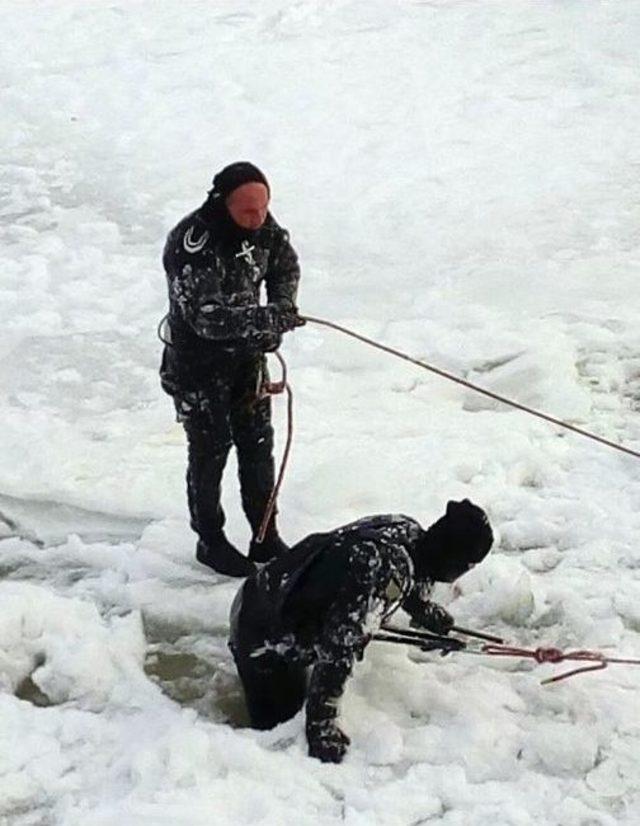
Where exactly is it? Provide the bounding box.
[176,389,254,577]
[229,357,287,562]
[230,581,307,728]
[236,652,307,729]
[183,418,229,540]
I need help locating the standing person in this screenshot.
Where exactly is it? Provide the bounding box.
[229,498,493,763]
[161,162,304,577]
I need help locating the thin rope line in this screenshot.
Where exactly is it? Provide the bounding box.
[302,315,640,461]
[256,351,294,543]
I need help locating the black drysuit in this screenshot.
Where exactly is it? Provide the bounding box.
[229,514,457,759]
[160,197,301,544]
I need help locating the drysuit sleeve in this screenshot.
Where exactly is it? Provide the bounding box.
[265,230,301,313]
[168,269,289,342]
[401,583,454,635]
[305,543,386,746]
[163,233,293,343]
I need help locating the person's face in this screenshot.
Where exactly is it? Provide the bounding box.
[226,182,270,230]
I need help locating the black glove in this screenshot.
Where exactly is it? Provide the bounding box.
[410,603,454,636]
[277,309,306,333]
[254,330,282,353]
[307,720,351,764]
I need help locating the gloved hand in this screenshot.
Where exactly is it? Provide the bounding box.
[410,603,454,636]
[255,330,282,353]
[307,720,351,764]
[277,309,306,333]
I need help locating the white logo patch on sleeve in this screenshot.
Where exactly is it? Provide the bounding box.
[183,226,210,254]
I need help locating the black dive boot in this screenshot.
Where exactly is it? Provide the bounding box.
[248,525,289,564]
[197,534,256,578]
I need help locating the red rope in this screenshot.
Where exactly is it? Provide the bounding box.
[480,643,640,684]
[255,351,294,544]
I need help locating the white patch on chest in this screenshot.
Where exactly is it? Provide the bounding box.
[235,240,257,265]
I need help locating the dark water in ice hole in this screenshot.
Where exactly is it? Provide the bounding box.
[143,615,250,728]
[4,570,249,725]
[12,617,250,725]
[0,496,251,724]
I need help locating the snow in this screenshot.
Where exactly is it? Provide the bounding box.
[1,0,640,823]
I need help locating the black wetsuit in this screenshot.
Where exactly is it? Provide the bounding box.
[229,514,455,755]
[160,196,300,544]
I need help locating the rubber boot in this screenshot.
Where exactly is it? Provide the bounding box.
[248,525,289,564]
[197,535,256,578]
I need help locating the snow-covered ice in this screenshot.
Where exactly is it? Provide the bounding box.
[1,1,640,823]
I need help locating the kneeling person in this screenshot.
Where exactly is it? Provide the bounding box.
[229,499,493,763]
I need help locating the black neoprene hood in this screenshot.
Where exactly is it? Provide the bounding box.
[211,162,270,200]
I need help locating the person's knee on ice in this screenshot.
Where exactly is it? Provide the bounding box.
[229,581,307,729]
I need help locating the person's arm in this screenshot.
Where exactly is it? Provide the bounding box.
[305,545,384,763]
[167,261,290,343]
[263,230,304,339]
[163,236,290,341]
[401,582,454,635]
[265,230,301,312]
